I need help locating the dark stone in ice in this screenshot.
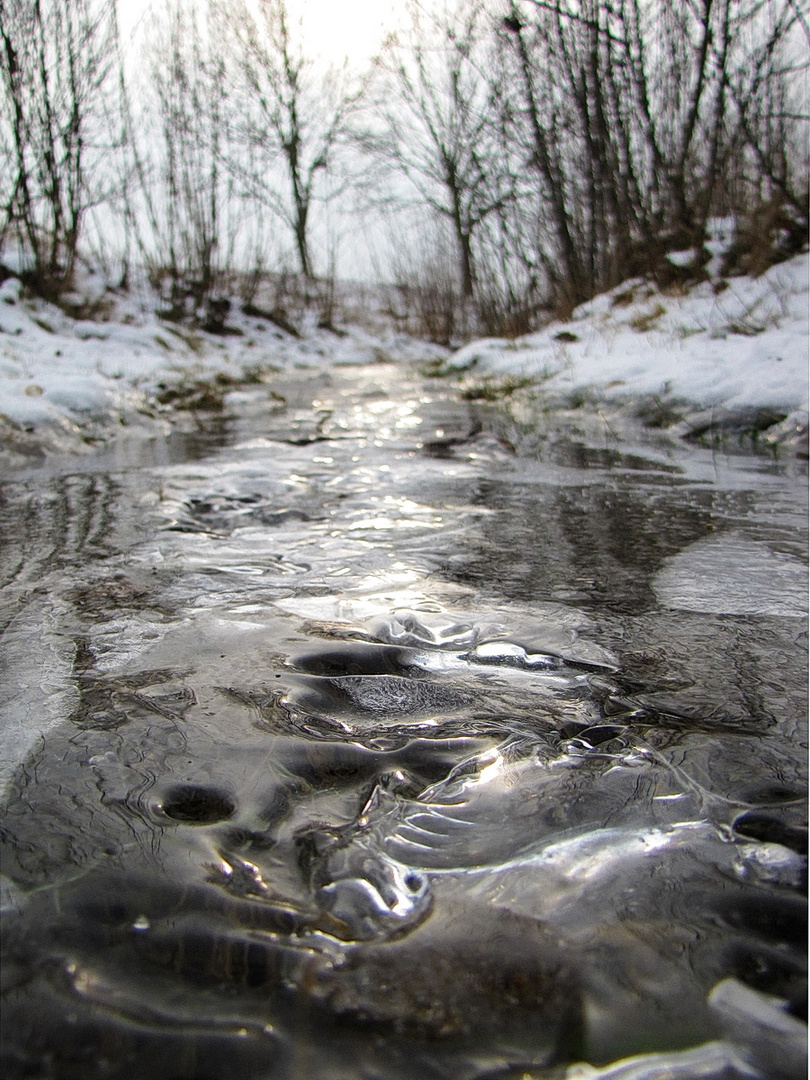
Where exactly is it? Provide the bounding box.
[733,808,808,856]
[161,784,236,825]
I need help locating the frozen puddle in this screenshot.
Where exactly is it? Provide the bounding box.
[0,364,806,1080]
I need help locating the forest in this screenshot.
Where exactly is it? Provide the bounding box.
[1,0,808,343]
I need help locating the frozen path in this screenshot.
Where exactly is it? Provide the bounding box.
[0,361,806,1080]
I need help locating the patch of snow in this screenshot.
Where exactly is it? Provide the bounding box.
[0,277,447,459]
[73,321,111,341]
[665,250,698,268]
[698,216,739,277]
[0,278,22,304]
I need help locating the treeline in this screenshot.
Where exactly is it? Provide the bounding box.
[1,0,807,339]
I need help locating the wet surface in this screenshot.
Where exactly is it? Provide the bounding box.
[0,364,807,1079]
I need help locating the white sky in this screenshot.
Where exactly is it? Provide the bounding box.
[296,0,399,64]
[117,0,401,66]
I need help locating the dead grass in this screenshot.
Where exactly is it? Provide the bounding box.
[630,303,666,331]
[460,374,536,401]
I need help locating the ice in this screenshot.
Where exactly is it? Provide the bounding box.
[315,842,431,941]
[0,598,79,802]
[709,978,807,1080]
[562,1041,757,1078]
[470,640,557,667]
[654,532,808,617]
[0,288,805,1076]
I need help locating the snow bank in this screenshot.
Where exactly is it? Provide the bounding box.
[450,254,808,415]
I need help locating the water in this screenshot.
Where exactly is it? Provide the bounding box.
[0,364,806,1079]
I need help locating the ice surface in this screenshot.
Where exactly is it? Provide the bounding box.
[0,598,79,800]
[0,317,805,1077]
[654,531,808,617]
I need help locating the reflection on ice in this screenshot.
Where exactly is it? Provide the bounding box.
[561,1040,755,1078]
[369,610,482,649]
[313,838,432,941]
[654,531,808,617]
[470,639,558,667]
[339,739,711,874]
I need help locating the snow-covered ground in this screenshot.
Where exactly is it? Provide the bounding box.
[0,253,807,464]
[450,253,808,417]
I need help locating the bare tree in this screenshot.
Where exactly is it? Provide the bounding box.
[497,0,807,310]
[139,0,236,319]
[367,0,509,303]
[3,0,802,328]
[229,0,365,281]
[0,0,117,295]
[724,0,809,221]
[501,3,590,306]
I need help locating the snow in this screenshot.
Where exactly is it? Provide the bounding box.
[0,254,807,461]
[664,250,697,268]
[449,253,808,418]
